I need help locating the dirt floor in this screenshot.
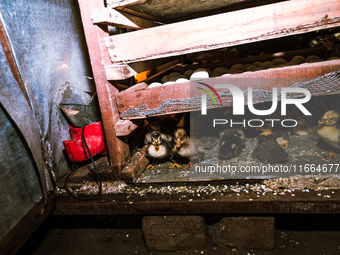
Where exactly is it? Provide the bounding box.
[17,214,340,255]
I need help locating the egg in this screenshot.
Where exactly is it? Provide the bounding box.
[252,61,262,66]
[148,82,163,88]
[161,75,170,84]
[213,67,229,73]
[176,78,189,83]
[204,68,214,76]
[273,58,288,65]
[242,64,251,71]
[252,67,265,71]
[190,68,209,80]
[290,55,305,64]
[229,69,244,74]
[211,71,225,77]
[246,65,257,71]
[305,55,321,63]
[168,76,179,82]
[260,61,275,68]
[328,57,340,60]
[163,81,176,86]
[184,70,194,77]
[169,72,181,77]
[230,63,244,70]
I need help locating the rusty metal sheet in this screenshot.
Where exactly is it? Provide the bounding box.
[0,46,48,241]
[0,0,96,181]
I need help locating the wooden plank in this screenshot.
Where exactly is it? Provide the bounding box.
[78,0,130,180]
[122,145,149,183]
[104,64,137,80]
[0,194,55,255]
[92,8,159,29]
[142,62,182,85]
[54,189,340,215]
[106,0,146,8]
[119,82,148,93]
[105,0,340,63]
[116,59,340,119]
[114,119,138,136]
[155,58,183,74]
[130,57,182,75]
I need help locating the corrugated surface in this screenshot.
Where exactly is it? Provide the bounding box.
[0,0,96,181]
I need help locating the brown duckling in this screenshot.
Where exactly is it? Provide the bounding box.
[257,123,291,148]
[218,128,246,159]
[252,134,289,164]
[146,131,180,169]
[173,128,205,169]
[293,116,308,136]
[317,110,340,159]
[144,118,172,145]
[306,96,328,140]
[323,36,340,59]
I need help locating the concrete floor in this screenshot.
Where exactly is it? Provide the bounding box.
[17,214,340,255]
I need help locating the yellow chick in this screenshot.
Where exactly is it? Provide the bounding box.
[317,110,340,159]
[173,128,205,169]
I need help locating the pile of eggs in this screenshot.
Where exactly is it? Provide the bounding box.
[148,55,340,88]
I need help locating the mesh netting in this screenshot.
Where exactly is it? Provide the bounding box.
[120,71,340,118]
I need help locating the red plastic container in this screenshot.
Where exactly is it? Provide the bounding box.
[63,122,108,162]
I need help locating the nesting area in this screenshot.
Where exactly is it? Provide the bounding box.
[148,54,340,88]
[138,135,339,183]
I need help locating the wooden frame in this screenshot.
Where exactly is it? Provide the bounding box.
[78,0,130,180]
[117,59,340,119]
[105,0,340,64]
[78,0,340,182]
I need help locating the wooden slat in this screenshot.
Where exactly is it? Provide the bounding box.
[104,64,137,80]
[92,8,158,29]
[114,119,138,136]
[105,0,340,63]
[130,57,181,74]
[116,59,340,119]
[106,0,146,8]
[54,189,340,215]
[78,0,130,180]
[121,145,149,183]
[119,82,148,93]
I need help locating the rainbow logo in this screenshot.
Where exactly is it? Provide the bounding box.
[196,82,223,106]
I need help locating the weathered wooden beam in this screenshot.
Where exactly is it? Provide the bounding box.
[130,57,181,74]
[104,64,137,80]
[122,145,149,183]
[92,8,158,29]
[54,189,340,215]
[106,0,146,8]
[105,0,340,63]
[78,0,130,180]
[116,59,340,119]
[114,119,138,136]
[119,82,148,93]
